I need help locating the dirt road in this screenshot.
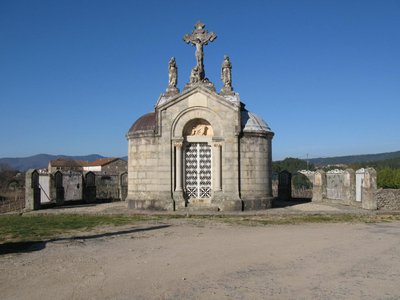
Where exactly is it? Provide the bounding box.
[1,220,400,299]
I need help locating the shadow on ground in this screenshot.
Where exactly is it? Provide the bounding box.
[272,198,312,208]
[40,199,116,210]
[0,224,170,255]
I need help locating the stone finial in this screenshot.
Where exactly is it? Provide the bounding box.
[220,55,234,95]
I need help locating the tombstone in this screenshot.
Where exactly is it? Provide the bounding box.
[63,171,83,201]
[25,169,41,210]
[326,169,355,204]
[54,171,65,205]
[278,170,292,201]
[84,172,96,203]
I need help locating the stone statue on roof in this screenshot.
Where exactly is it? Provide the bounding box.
[220,55,234,95]
[168,57,178,88]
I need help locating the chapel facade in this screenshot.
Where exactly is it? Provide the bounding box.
[126,22,274,211]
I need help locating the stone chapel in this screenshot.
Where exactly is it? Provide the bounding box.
[126,22,274,211]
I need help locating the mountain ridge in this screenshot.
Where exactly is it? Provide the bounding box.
[308,150,400,166]
[1,151,399,171]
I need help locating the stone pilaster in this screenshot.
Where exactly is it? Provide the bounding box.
[312,170,326,202]
[362,168,377,210]
[175,142,183,192]
[213,143,222,191]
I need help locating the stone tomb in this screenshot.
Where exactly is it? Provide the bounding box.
[126,22,274,211]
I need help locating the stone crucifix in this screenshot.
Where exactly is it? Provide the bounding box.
[183,21,217,82]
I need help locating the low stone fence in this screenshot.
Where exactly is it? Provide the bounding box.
[376,189,400,211]
[0,189,25,213]
[25,170,128,211]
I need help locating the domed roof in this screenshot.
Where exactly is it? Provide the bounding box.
[128,112,156,134]
[241,110,272,134]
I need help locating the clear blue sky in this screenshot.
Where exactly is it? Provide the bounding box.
[1,0,399,160]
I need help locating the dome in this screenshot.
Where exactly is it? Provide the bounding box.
[128,112,156,135]
[241,110,272,134]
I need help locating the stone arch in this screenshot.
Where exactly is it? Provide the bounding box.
[171,107,222,139]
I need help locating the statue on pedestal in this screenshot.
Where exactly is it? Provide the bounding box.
[220,55,234,95]
[164,57,179,96]
[168,57,178,88]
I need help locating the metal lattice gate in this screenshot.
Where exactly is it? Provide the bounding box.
[184,143,212,199]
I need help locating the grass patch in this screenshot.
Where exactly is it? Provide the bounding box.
[2,213,400,244]
[0,214,182,243]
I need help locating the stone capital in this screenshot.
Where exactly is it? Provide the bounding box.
[174,142,183,148]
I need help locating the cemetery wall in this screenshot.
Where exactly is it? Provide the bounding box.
[25,170,127,210]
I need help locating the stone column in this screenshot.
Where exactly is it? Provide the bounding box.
[214,143,222,191]
[175,143,183,191]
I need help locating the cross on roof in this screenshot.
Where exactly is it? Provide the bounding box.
[183,21,217,80]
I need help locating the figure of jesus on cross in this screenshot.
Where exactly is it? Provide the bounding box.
[183,21,217,81]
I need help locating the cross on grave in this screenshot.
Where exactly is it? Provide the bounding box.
[183,21,217,81]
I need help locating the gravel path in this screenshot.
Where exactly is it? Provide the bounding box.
[26,200,369,216]
[1,220,400,299]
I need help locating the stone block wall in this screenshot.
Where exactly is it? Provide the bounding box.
[127,135,172,210]
[240,135,272,209]
[376,189,400,210]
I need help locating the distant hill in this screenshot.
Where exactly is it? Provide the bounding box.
[0,154,104,171]
[309,151,400,166]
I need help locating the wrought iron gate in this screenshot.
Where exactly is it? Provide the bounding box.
[184,143,212,199]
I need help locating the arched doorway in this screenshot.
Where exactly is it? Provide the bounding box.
[183,119,213,201]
